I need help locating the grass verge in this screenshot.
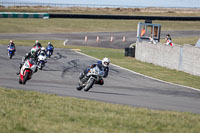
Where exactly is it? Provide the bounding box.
[1,39,200,89]
[0,18,200,33]
[0,87,200,133]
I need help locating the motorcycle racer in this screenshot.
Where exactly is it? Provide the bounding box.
[79,57,110,85]
[37,47,47,70]
[38,47,47,56]
[46,42,54,51]
[17,48,38,75]
[8,40,16,54]
[33,40,42,47]
[46,42,54,57]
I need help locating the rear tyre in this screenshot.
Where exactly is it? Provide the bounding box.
[22,72,29,85]
[84,78,95,92]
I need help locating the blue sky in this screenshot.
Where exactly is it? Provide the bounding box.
[3,0,200,8]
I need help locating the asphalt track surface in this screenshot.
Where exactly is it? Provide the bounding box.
[1,45,200,114]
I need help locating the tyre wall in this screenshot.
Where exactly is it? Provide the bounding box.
[0,12,49,18]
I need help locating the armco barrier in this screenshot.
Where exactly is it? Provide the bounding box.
[0,12,49,19]
[1,13,200,21]
[49,14,200,21]
[135,42,200,77]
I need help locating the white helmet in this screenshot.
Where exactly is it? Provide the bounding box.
[10,40,13,43]
[102,57,110,67]
[48,42,51,45]
[41,47,45,51]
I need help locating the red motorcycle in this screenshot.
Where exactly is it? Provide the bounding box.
[19,58,37,85]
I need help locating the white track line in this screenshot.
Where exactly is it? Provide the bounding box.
[74,50,200,92]
[63,39,68,45]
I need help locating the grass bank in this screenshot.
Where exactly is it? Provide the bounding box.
[0,18,200,33]
[1,6,200,16]
[1,39,200,89]
[0,87,200,133]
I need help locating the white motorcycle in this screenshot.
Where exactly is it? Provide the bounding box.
[19,58,37,84]
[77,66,105,91]
[37,53,47,70]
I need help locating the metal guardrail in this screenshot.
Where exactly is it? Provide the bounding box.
[49,14,200,21]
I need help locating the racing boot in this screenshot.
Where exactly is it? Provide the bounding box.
[16,63,23,75]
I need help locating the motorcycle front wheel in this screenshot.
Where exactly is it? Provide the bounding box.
[38,63,43,70]
[9,53,13,59]
[22,72,29,85]
[19,77,22,84]
[84,78,95,92]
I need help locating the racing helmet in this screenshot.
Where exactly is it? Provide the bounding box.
[102,57,110,67]
[10,40,13,43]
[48,42,51,45]
[31,48,37,57]
[41,47,45,51]
[35,40,39,44]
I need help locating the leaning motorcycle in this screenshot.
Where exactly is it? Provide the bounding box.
[19,58,37,85]
[46,45,54,58]
[37,53,47,70]
[7,46,15,59]
[77,66,105,91]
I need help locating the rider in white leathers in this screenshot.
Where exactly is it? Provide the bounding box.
[79,57,110,85]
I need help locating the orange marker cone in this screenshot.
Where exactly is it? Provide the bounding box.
[85,36,88,42]
[96,36,99,42]
[123,36,126,42]
[110,36,113,42]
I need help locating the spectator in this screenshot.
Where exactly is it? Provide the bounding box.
[165,34,174,46]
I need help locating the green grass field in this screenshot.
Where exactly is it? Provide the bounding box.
[0,87,200,133]
[0,18,200,33]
